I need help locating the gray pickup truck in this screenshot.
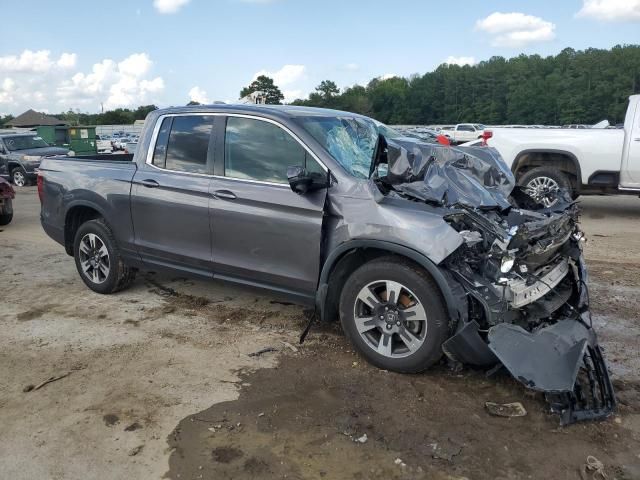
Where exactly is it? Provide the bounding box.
[39,105,615,424]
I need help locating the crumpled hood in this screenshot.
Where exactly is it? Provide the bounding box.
[384,138,515,209]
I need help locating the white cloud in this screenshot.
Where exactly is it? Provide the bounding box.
[445,56,477,66]
[0,49,53,73]
[344,63,360,71]
[189,86,210,104]
[56,53,164,110]
[475,12,556,47]
[57,53,77,69]
[379,73,398,80]
[153,0,190,14]
[576,0,640,21]
[253,64,305,87]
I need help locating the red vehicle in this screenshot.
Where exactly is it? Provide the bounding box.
[0,177,15,225]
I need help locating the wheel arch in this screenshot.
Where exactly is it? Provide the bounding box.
[511,149,583,192]
[316,240,461,325]
[63,202,106,255]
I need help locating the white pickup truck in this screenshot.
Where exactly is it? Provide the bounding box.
[441,123,486,144]
[485,95,640,206]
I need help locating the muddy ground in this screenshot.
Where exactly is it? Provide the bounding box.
[1,188,639,479]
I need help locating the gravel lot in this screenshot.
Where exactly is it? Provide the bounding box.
[1,187,639,479]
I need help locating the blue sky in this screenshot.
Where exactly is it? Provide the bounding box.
[1,0,639,115]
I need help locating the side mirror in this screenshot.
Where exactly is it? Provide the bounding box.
[287,166,329,194]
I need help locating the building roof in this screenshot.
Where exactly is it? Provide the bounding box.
[4,109,69,128]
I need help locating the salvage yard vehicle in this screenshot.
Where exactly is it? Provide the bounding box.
[487,95,640,206]
[440,123,486,144]
[0,132,68,186]
[96,135,113,154]
[0,177,15,225]
[38,105,615,424]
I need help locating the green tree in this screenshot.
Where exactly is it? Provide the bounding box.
[240,75,284,104]
[315,80,340,100]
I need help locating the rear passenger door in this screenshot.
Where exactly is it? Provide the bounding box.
[131,114,216,276]
[209,115,327,298]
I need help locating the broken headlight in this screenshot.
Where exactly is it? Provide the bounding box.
[500,255,515,273]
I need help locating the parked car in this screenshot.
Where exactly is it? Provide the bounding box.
[0,176,15,225]
[38,104,614,424]
[0,132,68,186]
[440,123,486,144]
[124,141,138,155]
[96,135,113,154]
[486,94,640,206]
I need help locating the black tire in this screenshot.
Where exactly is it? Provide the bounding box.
[518,167,573,205]
[339,257,449,373]
[73,218,136,294]
[11,167,29,187]
[0,213,12,225]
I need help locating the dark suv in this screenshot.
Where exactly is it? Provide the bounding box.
[0,132,68,186]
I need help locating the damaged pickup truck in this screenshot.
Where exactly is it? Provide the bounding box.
[38,105,615,424]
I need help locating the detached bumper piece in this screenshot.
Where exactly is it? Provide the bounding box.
[487,320,616,425]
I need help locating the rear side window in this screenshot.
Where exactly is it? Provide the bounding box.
[224,117,308,183]
[152,115,214,173]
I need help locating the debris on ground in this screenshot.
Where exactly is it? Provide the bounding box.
[354,433,368,444]
[248,347,278,357]
[394,458,406,467]
[128,445,144,457]
[430,438,464,462]
[124,422,142,432]
[485,401,527,418]
[280,341,298,353]
[580,455,608,480]
[24,372,71,392]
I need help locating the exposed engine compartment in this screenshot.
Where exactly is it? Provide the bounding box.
[374,136,616,425]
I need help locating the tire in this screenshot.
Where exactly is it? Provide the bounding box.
[339,257,449,373]
[0,213,12,225]
[73,218,136,294]
[518,167,573,207]
[11,168,28,187]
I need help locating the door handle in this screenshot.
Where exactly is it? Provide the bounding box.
[140,179,160,188]
[212,189,237,200]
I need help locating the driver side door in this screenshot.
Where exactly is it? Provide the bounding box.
[209,115,327,299]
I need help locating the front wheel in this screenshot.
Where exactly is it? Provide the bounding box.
[73,218,136,294]
[11,168,28,187]
[339,257,449,373]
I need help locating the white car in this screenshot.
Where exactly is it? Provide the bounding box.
[95,135,113,153]
[440,123,486,144]
[485,94,640,205]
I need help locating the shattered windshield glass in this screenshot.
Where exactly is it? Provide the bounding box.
[298,116,378,178]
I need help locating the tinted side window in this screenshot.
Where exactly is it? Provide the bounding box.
[225,117,308,183]
[458,125,474,132]
[164,115,214,174]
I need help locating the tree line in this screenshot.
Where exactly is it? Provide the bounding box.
[291,45,640,125]
[3,45,638,127]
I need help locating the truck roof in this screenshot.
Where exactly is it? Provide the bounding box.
[152,104,369,120]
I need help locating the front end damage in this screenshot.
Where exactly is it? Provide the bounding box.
[378,138,615,424]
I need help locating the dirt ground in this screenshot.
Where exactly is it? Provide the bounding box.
[1,188,639,480]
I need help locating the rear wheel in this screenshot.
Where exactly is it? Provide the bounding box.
[11,168,28,187]
[73,218,136,294]
[339,257,449,373]
[518,167,572,207]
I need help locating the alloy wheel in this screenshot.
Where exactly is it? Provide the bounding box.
[78,233,110,284]
[13,170,26,187]
[353,280,428,359]
[525,176,560,207]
